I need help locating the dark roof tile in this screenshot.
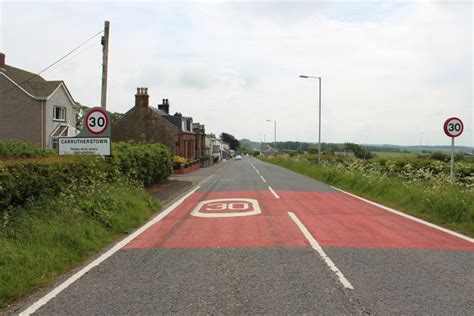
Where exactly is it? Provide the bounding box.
[1,64,62,98]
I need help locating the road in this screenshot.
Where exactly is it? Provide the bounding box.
[23,156,474,315]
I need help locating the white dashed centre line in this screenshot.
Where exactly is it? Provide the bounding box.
[268,186,280,199]
[288,212,354,290]
[249,160,280,199]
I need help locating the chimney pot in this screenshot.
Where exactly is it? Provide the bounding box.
[0,53,5,68]
[135,87,149,108]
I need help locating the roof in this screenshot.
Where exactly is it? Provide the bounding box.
[0,64,63,98]
[150,107,169,116]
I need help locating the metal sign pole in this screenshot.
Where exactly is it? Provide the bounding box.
[450,137,454,177]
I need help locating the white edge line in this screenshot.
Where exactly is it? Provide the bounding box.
[288,212,354,290]
[20,186,201,316]
[268,186,280,199]
[260,175,267,183]
[330,186,474,243]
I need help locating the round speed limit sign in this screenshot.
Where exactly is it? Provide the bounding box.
[85,108,109,135]
[443,117,464,138]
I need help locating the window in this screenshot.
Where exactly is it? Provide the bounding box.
[50,124,69,149]
[52,138,59,149]
[53,106,66,121]
[186,119,191,132]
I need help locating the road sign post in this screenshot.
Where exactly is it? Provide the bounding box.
[59,107,111,156]
[443,117,464,177]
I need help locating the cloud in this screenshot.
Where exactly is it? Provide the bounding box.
[1,0,471,146]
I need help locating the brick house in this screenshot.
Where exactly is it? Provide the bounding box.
[193,122,206,159]
[112,88,200,160]
[0,53,78,148]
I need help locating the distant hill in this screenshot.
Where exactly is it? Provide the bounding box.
[240,139,261,149]
[240,139,473,154]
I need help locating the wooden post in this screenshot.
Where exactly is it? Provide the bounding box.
[101,21,110,110]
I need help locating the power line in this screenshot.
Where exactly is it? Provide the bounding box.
[41,39,101,75]
[0,30,103,97]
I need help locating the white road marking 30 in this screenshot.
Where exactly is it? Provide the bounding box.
[288,212,354,290]
[191,198,261,218]
[20,186,201,316]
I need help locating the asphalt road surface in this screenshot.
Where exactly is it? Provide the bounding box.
[22,156,474,315]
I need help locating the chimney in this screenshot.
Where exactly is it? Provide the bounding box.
[0,53,5,69]
[135,87,149,108]
[158,98,170,114]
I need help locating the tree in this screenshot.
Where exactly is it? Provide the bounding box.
[343,142,373,160]
[220,133,240,150]
[75,103,123,130]
[75,103,89,130]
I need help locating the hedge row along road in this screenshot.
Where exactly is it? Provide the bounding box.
[21,156,473,315]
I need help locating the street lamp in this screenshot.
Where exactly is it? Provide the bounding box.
[266,120,277,151]
[259,133,266,150]
[299,75,322,164]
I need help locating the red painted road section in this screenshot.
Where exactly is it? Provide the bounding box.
[126,191,307,249]
[125,190,474,251]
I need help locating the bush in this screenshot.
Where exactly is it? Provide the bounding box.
[173,156,187,168]
[110,142,173,186]
[0,142,173,220]
[0,156,116,214]
[430,151,449,162]
[0,140,53,158]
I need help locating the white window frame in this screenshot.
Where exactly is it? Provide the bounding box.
[53,106,66,122]
[51,138,60,149]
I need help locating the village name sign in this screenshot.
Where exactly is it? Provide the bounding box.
[59,107,111,156]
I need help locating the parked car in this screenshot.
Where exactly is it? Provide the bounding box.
[235,155,242,160]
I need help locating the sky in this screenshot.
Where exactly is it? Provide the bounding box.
[1,0,472,147]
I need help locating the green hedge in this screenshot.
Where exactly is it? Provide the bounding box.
[0,156,114,211]
[0,142,172,215]
[110,142,173,186]
[0,140,53,158]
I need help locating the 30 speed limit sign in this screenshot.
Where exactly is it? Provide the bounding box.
[85,108,109,135]
[443,117,464,138]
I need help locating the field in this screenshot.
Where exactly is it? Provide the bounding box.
[372,151,419,158]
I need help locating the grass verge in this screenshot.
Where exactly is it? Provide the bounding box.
[261,156,474,237]
[0,183,160,308]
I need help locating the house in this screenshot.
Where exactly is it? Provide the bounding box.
[262,144,277,155]
[193,122,206,159]
[157,99,200,160]
[112,88,200,160]
[205,134,230,162]
[0,53,78,148]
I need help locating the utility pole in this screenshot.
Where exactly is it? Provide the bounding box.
[273,120,277,151]
[318,77,321,164]
[266,120,277,151]
[101,21,110,110]
[299,75,322,164]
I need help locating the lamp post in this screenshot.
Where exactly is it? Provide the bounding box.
[266,120,277,151]
[259,133,266,151]
[299,75,322,164]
